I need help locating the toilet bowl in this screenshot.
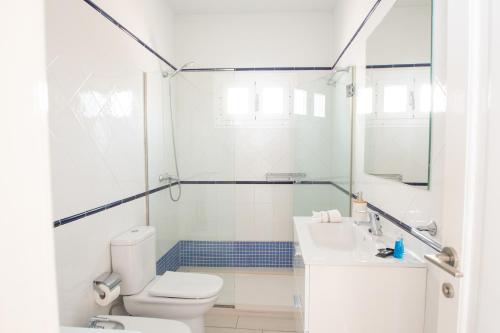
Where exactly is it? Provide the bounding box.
[111,226,223,333]
[86,315,190,332]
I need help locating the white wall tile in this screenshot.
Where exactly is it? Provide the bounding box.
[48,0,176,326]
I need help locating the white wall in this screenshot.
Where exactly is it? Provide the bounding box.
[175,12,335,67]
[47,0,175,326]
[366,3,432,64]
[0,1,60,332]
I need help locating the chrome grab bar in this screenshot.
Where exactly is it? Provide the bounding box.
[265,173,306,182]
[424,247,463,278]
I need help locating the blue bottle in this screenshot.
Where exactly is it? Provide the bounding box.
[394,236,405,259]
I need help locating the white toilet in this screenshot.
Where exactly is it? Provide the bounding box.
[111,226,223,333]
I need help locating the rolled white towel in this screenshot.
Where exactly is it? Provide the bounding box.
[312,211,330,223]
[327,209,342,223]
[311,211,321,222]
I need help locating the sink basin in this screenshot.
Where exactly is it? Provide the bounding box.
[294,217,425,267]
[308,223,356,251]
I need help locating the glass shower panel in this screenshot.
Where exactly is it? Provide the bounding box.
[146,71,237,307]
[293,68,353,217]
[172,72,237,306]
[145,71,181,265]
[147,68,354,312]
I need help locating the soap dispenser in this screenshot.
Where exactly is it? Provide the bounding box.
[393,235,405,259]
[352,192,369,222]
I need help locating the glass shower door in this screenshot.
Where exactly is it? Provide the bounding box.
[146,70,238,307]
[293,67,354,217]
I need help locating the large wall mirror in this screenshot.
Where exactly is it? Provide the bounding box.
[363,0,432,188]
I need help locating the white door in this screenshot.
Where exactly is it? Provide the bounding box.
[432,0,495,331]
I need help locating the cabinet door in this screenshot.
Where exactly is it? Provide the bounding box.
[308,265,426,333]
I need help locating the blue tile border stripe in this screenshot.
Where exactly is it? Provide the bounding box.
[53,179,441,253]
[52,182,180,228]
[156,242,181,274]
[83,0,332,74]
[52,180,344,228]
[82,0,177,71]
[182,67,332,72]
[331,0,383,70]
[156,241,294,274]
[366,63,431,69]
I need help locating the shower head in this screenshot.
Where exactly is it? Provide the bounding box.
[326,67,350,86]
[163,61,195,78]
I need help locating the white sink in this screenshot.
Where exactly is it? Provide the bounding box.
[307,222,356,250]
[294,216,425,267]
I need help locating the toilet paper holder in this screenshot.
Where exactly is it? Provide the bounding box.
[93,272,121,298]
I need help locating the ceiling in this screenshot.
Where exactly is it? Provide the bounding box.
[165,0,338,14]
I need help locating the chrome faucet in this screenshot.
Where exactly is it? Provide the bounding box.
[368,212,383,236]
[88,316,124,329]
[353,210,383,236]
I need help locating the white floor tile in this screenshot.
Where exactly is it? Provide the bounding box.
[205,314,239,328]
[206,327,261,333]
[237,316,296,332]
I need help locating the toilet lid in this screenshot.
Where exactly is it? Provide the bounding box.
[148,271,223,299]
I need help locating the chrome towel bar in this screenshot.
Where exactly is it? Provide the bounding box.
[265,173,306,182]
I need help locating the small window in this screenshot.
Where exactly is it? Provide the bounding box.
[313,93,326,117]
[261,87,284,115]
[227,87,250,115]
[383,85,408,113]
[293,89,307,115]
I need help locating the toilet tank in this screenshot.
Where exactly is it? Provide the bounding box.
[111,226,156,295]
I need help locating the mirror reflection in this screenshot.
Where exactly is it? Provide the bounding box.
[363,0,432,187]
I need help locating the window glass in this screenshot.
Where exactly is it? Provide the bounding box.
[383,85,408,113]
[227,87,249,115]
[293,89,307,115]
[313,93,326,117]
[262,87,284,114]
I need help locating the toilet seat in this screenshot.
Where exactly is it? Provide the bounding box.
[148,271,223,299]
[90,315,190,333]
[123,274,223,331]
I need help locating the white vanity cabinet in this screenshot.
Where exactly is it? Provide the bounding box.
[293,217,427,333]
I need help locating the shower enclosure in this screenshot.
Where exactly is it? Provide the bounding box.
[145,67,354,311]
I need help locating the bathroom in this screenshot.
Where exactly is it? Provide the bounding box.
[2,0,500,332]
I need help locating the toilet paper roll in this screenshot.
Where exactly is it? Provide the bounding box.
[94,284,120,307]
